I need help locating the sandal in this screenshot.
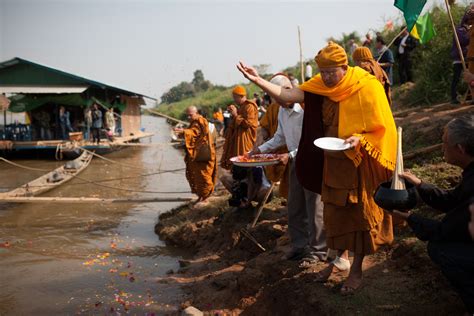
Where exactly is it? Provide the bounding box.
[299,257,319,268]
[331,256,351,271]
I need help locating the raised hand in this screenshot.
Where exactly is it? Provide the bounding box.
[236,61,260,83]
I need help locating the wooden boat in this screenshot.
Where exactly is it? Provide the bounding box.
[0,150,93,197]
[2,132,154,160]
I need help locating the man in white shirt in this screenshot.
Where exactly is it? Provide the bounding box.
[305,62,313,81]
[249,74,326,265]
[394,27,417,84]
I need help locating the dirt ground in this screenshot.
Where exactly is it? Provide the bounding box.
[154,103,474,315]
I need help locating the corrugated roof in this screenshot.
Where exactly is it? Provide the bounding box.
[0,85,89,94]
[0,57,156,100]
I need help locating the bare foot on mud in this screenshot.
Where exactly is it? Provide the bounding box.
[340,274,362,295]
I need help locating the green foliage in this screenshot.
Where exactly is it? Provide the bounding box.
[160,81,196,104]
[156,84,261,121]
[404,4,467,105]
[160,69,213,104]
[191,70,212,93]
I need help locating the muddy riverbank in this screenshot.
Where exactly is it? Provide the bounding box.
[0,116,193,315]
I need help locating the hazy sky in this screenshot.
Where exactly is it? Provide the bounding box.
[0,0,450,101]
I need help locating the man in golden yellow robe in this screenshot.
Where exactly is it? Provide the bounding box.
[175,106,217,206]
[237,41,397,294]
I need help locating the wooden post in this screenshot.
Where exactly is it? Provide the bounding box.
[298,26,304,83]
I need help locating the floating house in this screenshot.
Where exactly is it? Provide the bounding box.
[0,57,155,158]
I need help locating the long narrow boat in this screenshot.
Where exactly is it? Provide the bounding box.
[0,150,93,197]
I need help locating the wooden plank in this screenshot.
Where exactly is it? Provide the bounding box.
[0,196,193,203]
[145,109,189,126]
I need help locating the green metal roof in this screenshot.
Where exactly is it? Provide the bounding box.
[0,57,156,100]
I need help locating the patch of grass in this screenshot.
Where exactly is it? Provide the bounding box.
[155,84,262,121]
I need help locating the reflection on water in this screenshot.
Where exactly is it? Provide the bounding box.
[0,116,193,315]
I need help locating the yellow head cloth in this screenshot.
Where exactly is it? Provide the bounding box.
[352,47,374,62]
[299,66,397,171]
[232,85,247,96]
[315,41,348,69]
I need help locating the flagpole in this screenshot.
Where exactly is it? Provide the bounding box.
[444,0,473,102]
[444,0,467,70]
[298,26,304,83]
[377,27,407,63]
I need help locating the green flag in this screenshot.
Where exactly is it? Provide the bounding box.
[410,13,436,44]
[394,0,428,32]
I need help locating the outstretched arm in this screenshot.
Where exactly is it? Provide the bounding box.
[237,61,304,104]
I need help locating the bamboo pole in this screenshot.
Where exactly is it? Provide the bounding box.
[0,196,193,204]
[250,183,275,228]
[146,109,189,126]
[377,27,407,63]
[444,0,474,100]
[298,26,304,83]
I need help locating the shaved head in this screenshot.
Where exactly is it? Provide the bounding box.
[270,75,292,89]
[187,106,198,113]
[186,105,199,121]
[270,74,294,108]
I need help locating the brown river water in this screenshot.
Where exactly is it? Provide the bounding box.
[0,116,193,315]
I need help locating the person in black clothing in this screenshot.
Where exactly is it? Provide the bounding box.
[393,115,474,314]
[394,27,418,84]
[450,14,470,104]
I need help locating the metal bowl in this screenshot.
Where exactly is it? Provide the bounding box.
[373,181,418,212]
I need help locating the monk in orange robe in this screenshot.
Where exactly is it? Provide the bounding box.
[220,85,259,170]
[174,106,217,206]
[212,108,224,136]
[352,46,392,106]
[237,41,397,294]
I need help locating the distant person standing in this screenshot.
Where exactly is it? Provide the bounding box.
[105,108,116,135]
[212,107,224,136]
[451,14,470,104]
[394,27,418,84]
[288,73,299,87]
[305,62,313,81]
[83,107,92,141]
[347,39,359,56]
[362,33,372,47]
[91,103,102,144]
[375,37,395,85]
[222,109,231,134]
[58,106,72,140]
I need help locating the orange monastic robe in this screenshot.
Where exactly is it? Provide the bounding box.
[213,111,224,123]
[321,99,394,255]
[259,102,289,198]
[357,62,392,106]
[183,115,218,199]
[221,100,259,169]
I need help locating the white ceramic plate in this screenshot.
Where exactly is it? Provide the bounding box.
[313,137,351,152]
[230,155,280,167]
